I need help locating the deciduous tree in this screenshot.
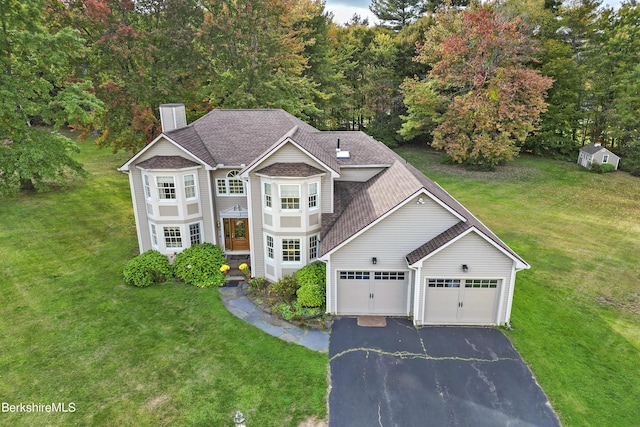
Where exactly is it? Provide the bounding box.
[0,0,102,194]
[401,6,552,168]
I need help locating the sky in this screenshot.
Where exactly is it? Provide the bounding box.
[324,0,378,26]
[323,0,625,27]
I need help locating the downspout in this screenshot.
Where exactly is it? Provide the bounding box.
[405,257,421,325]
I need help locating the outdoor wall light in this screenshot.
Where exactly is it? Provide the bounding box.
[462,264,469,273]
[372,257,377,265]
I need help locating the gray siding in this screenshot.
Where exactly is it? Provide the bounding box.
[337,167,385,182]
[130,168,151,252]
[130,138,213,253]
[328,197,459,313]
[418,232,515,324]
[330,196,460,271]
[260,142,332,213]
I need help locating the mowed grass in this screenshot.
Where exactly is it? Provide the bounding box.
[0,138,327,426]
[397,147,640,427]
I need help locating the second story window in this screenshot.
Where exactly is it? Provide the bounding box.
[264,182,272,208]
[280,184,300,210]
[184,174,197,199]
[157,176,176,200]
[308,182,318,209]
[143,175,151,200]
[216,170,245,196]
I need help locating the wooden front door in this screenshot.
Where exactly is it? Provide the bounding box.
[223,218,250,251]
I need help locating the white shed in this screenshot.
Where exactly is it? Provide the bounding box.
[578,143,620,170]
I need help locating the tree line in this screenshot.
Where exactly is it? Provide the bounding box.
[1,0,639,193]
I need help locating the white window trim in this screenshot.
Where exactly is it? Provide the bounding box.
[308,182,319,210]
[189,221,202,246]
[603,155,609,163]
[263,181,272,210]
[184,174,198,200]
[216,170,246,196]
[143,174,152,201]
[309,234,319,260]
[163,225,184,249]
[281,237,302,263]
[279,184,301,212]
[156,176,177,201]
[265,233,275,261]
[150,223,158,249]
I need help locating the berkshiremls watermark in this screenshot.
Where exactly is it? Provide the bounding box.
[2,402,76,413]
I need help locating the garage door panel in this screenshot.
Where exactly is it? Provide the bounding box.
[372,281,409,315]
[424,289,460,323]
[462,288,497,323]
[336,271,409,316]
[337,280,371,314]
[424,278,501,325]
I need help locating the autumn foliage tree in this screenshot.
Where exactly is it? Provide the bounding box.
[401,7,553,168]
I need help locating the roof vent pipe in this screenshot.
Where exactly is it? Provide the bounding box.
[336,138,341,152]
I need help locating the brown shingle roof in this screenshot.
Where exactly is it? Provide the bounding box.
[320,160,425,255]
[136,155,200,170]
[255,162,326,177]
[405,222,471,265]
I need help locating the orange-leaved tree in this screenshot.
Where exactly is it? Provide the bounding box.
[401,6,553,169]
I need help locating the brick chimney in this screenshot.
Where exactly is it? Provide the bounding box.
[159,103,187,133]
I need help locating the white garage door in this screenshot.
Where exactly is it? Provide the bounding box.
[423,279,500,324]
[337,271,409,316]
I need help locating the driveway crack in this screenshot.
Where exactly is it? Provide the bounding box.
[329,347,520,362]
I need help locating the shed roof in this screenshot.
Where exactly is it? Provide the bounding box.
[255,162,326,177]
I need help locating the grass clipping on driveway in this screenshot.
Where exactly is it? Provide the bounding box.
[0,139,327,426]
[397,147,640,427]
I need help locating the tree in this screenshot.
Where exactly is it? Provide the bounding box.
[401,6,552,168]
[0,0,102,194]
[195,0,321,121]
[369,0,426,31]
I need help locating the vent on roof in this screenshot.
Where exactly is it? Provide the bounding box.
[336,138,350,159]
[159,103,187,133]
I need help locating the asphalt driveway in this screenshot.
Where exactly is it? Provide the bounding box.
[329,318,560,427]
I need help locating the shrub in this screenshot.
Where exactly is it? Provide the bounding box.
[270,274,299,303]
[297,283,325,308]
[194,270,226,288]
[295,262,326,288]
[247,277,269,293]
[600,163,615,173]
[174,243,225,287]
[123,250,173,287]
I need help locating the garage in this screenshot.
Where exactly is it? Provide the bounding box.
[423,278,501,324]
[337,271,410,316]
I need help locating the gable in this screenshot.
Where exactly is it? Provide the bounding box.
[119,135,208,172]
[326,194,462,269]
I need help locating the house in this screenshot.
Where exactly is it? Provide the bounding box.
[119,104,530,326]
[578,143,620,170]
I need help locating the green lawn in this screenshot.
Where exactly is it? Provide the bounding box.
[397,147,640,427]
[0,138,327,426]
[3,138,639,427]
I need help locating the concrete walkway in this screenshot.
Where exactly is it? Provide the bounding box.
[218,283,329,352]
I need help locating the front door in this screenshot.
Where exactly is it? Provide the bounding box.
[223,218,250,251]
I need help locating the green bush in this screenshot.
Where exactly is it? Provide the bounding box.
[174,243,225,287]
[295,262,326,288]
[600,163,615,173]
[297,283,325,308]
[270,274,299,303]
[123,250,173,287]
[247,277,269,294]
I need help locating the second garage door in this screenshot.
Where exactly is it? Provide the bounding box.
[423,278,501,324]
[337,271,409,316]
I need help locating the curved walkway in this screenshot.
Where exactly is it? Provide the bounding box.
[218,283,329,352]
